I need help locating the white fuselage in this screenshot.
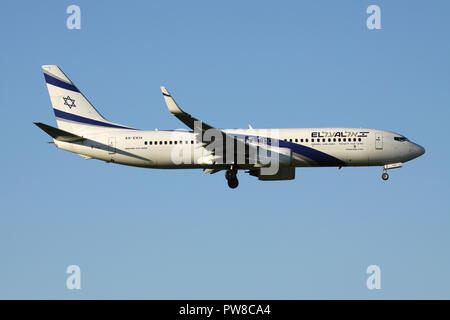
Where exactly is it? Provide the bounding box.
[37,65,425,187]
[53,127,425,169]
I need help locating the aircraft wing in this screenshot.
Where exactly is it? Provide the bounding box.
[160,87,217,132]
[160,87,264,166]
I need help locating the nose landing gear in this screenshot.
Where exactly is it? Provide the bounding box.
[225,168,239,189]
[381,162,403,181]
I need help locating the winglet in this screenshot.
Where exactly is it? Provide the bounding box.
[160,86,185,115]
[159,86,214,131]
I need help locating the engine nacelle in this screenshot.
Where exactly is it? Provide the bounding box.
[250,166,296,181]
[256,146,292,167]
[274,146,292,167]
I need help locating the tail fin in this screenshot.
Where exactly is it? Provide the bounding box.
[42,65,134,133]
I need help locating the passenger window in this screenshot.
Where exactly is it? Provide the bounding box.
[311,139,314,142]
[322,138,325,142]
[295,138,298,142]
[159,141,162,145]
[174,141,177,144]
[358,138,361,142]
[169,141,172,144]
[191,140,194,144]
[343,138,346,142]
[328,138,331,142]
[144,141,147,145]
[301,139,304,143]
[333,138,336,142]
[306,139,309,143]
[338,138,341,142]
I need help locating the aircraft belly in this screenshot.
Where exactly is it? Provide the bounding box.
[345,147,369,166]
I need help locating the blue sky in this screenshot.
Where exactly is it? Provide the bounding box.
[0,0,449,299]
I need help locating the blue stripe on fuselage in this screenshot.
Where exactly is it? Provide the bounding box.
[233,133,344,166]
[54,109,136,130]
[278,139,344,166]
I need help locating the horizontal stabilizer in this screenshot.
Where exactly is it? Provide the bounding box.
[33,122,84,142]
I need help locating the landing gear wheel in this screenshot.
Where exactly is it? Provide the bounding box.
[382,172,389,181]
[227,178,239,189]
[225,170,236,181]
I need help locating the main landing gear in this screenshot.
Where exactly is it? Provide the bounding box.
[225,168,239,189]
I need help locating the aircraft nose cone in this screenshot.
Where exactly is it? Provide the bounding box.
[418,145,425,156]
[411,143,425,158]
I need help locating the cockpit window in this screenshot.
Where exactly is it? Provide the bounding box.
[394,136,408,142]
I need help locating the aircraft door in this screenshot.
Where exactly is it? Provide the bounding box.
[375,132,383,150]
[108,137,116,154]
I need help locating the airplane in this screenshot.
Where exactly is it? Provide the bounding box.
[35,65,425,189]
